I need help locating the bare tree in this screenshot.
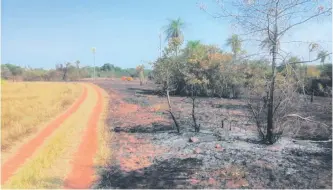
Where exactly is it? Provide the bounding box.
[201,0,332,144]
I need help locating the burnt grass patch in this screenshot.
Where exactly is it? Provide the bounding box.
[93,79,332,189]
[127,87,160,96]
[114,123,174,134]
[95,158,203,189]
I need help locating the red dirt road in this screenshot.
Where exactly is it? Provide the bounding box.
[63,84,103,189]
[1,85,88,185]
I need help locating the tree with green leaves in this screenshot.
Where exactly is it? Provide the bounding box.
[165,18,185,56]
[3,63,23,81]
[226,34,242,60]
[75,60,81,79]
[202,0,332,144]
[101,63,114,71]
[1,65,12,80]
[152,46,183,132]
[159,18,186,133]
[183,40,210,132]
[320,64,332,80]
[185,40,201,53]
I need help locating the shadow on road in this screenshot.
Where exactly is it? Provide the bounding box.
[94,157,203,189]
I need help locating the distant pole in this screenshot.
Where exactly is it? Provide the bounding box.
[91,47,96,81]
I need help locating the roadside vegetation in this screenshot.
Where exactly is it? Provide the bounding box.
[2,84,97,189]
[1,82,82,151]
[94,88,112,184]
[152,34,332,143]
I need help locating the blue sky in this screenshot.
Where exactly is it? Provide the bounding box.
[1,0,332,69]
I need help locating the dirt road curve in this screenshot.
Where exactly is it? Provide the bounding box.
[1,83,104,189]
[63,85,103,189]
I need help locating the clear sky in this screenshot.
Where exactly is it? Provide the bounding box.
[1,0,332,69]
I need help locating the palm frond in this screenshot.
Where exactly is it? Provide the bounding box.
[164,17,185,42]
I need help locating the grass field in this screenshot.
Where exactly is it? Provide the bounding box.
[2,84,96,188]
[1,83,112,188]
[1,82,82,151]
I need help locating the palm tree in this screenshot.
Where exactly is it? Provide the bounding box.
[165,18,185,40]
[184,40,206,64]
[185,40,201,54]
[164,18,185,55]
[162,17,185,133]
[187,40,201,48]
[226,34,242,59]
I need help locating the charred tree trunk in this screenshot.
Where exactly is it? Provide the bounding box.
[267,52,276,143]
[62,69,67,81]
[266,6,279,145]
[166,67,180,133]
[167,89,180,133]
[62,66,69,81]
[191,93,199,132]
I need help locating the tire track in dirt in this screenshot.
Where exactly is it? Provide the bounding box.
[1,85,88,185]
[63,84,103,189]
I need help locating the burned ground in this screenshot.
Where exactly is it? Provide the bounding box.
[93,79,332,189]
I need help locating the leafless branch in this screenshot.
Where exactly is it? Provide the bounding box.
[288,52,332,64]
[283,114,329,128]
[278,8,332,36]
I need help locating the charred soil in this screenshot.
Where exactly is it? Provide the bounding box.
[93,79,332,189]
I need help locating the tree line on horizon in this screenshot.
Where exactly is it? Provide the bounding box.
[1,62,152,82]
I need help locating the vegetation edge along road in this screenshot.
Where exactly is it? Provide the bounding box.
[1,85,88,184]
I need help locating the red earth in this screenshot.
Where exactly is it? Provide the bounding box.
[1,85,88,184]
[63,84,103,189]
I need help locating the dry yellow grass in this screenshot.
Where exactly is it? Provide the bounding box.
[93,85,112,186]
[1,82,82,151]
[3,84,97,189]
